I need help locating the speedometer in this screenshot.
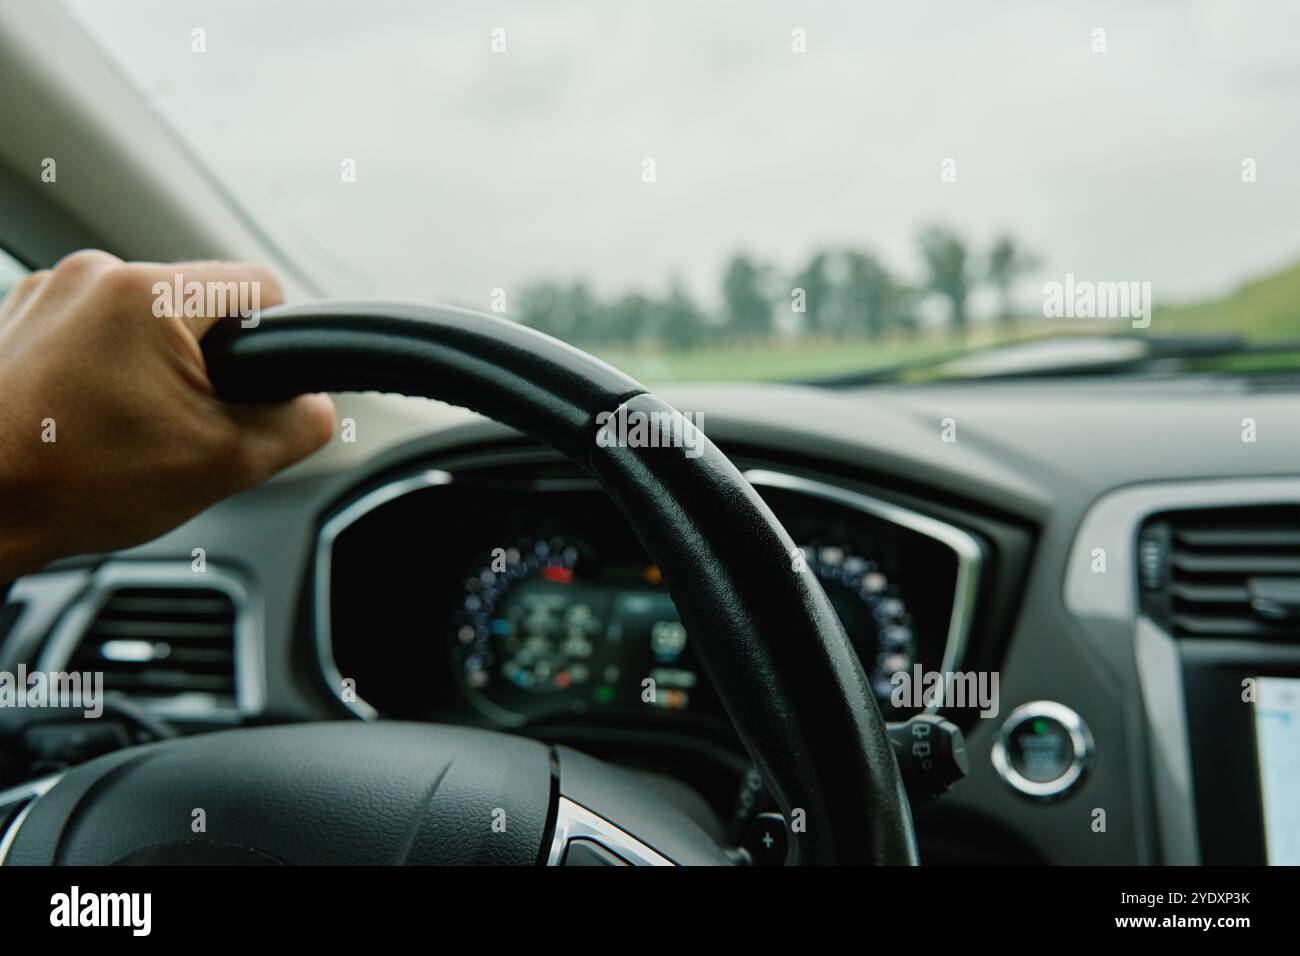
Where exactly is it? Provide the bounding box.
[455,536,587,694]
[797,543,918,702]
[452,535,702,723]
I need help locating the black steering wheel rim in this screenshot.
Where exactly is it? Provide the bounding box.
[195,301,917,865]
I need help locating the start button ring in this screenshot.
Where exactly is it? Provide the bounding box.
[992,700,1094,799]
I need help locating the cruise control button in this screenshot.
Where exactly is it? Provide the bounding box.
[744,812,789,866]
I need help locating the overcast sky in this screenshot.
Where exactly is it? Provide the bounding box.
[68,0,1300,315]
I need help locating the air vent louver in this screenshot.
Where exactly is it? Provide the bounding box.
[1139,505,1300,641]
[67,587,237,702]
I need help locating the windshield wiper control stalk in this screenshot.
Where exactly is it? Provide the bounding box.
[887,714,970,804]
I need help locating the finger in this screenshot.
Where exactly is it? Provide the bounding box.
[0,269,52,322]
[124,260,285,340]
[222,392,336,486]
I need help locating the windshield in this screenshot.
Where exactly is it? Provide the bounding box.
[68,0,1300,383]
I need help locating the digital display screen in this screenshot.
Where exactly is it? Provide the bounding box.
[1253,675,1300,865]
[452,538,717,723]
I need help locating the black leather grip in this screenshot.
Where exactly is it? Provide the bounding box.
[203,302,646,463]
[201,303,918,865]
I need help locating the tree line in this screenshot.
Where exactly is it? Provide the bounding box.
[515,226,1037,349]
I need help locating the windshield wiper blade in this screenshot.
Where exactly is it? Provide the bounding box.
[807,332,1300,387]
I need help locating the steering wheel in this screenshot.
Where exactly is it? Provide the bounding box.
[1,303,918,866]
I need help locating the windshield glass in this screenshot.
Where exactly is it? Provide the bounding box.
[0,247,26,297]
[68,0,1300,383]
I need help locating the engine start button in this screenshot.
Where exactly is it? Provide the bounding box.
[992,701,1092,798]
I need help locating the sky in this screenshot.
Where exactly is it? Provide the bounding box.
[67,0,1300,317]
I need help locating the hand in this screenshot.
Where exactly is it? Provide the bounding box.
[0,251,335,580]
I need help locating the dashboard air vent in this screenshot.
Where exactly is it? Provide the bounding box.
[66,587,238,703]
[1138,505,1300,641]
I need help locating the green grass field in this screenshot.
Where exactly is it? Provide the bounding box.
[590,260,1300,384]
[592,336,970,384]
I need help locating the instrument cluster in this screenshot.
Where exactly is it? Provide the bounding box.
[451,532,922,723]
[321,459,976,736]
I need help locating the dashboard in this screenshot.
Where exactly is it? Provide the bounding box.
[4,373,1297,864]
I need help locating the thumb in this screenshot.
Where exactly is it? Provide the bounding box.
[221,392,336,484]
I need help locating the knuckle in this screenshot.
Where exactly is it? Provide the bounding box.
[95,263,156,301]
[54,249,118,280]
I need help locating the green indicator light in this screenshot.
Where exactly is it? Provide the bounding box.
[595,686,615,704]
[1032,719,1050,735]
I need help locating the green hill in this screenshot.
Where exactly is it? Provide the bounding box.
[1153,259,1300,341]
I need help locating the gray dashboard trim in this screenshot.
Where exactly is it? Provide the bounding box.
[314,469,453,719]
[0,570,93,672]
[1133,615,1200,864]
[1063,475,1300,865]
